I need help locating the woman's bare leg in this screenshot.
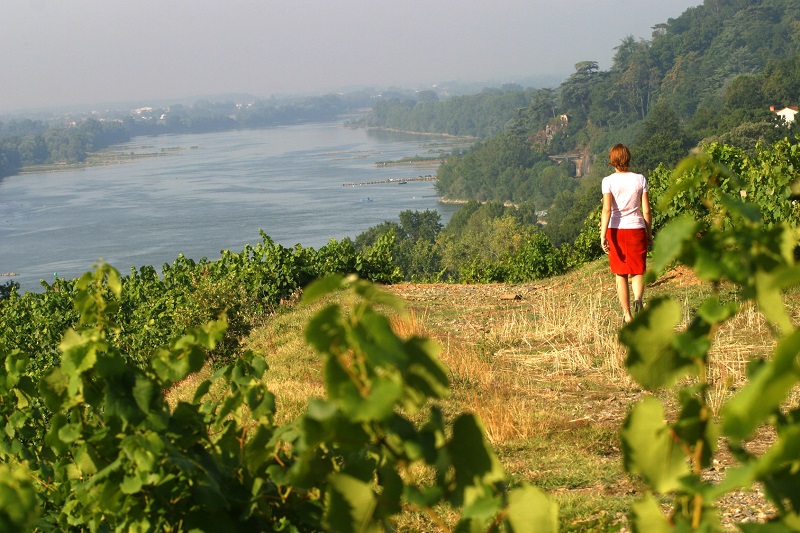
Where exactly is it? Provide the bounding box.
[616,274,632,322]
[631,274,644,314]
[631,274,645,309]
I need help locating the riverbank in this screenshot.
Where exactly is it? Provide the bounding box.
[439,197,522,208]
[374,157,443,167]
[373,126,478,141]
[342,175,436,187]
[16,147,194,174]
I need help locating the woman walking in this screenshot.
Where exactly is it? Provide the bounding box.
[599,144,652,323]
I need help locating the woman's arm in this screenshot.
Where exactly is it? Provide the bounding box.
[600,192,612,253]
[641,190,653,246]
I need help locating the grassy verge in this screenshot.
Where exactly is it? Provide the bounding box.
[169,257,786,530]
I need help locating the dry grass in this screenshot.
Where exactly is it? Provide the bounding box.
[389,263,643,450]
[707,302,776,413]
[384,261,787,529]
[163,258,790,531]
[164,364,217,410]
[243,297,328,425]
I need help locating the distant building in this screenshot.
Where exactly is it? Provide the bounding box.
[771,105,798,124]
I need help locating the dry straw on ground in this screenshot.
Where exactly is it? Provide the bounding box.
[166,260,788,530]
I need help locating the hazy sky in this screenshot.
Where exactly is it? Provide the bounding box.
[2,0,704,112]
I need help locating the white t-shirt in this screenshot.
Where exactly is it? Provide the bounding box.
[601,171,648,229]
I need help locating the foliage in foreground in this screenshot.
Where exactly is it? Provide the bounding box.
[0,269,556,532]
[0,231,400,376]
[619,152,800,531]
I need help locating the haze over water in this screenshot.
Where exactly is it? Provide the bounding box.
[0,123,460,292]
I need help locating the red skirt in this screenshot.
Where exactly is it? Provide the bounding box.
[606,228,647,275]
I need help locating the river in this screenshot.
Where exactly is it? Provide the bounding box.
[0,122,463,292]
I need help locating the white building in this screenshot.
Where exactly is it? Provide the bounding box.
[771,105,798,124]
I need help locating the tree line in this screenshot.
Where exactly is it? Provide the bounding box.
[362,0,800,248]
[362,84,536,139]
[0,92,378,179]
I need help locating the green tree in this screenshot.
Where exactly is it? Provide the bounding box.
[505,232,566,282]
[397,238,443,281]
[631,103,692,175]
[443,200,482,236]
[512,199,538,226]
[0,139,21,177]
[435,131,546,201]
[416,89,439,103]
[398,209,442,242]
[612,39,660,120]
[353,210,444,281]
[543,186,599,246]
[762,54,800,106]
[560,61,602,118]
[17,135,48,166]
[723,74,767,112]
[659,52,706,118]
[354,221,401,250]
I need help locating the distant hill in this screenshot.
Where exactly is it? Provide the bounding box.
[372,0,800,244]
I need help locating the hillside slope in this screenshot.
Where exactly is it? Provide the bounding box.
[239,258,787,530]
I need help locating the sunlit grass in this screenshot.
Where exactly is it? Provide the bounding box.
[242,296,328,425]
[163,257,787,531]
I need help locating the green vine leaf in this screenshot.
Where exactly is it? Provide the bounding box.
[673,386,717,469]
[150,319,224,387]
[505,484,559,533]
[325,473,381,533]
[621,298,691,390]
[721,329,800,441]
[0,464,39,531]
[403,337,450,409]
[754,268,796,335]
[622,397,690,493]
[648,215,700,280]
[719,194,762,223]
[746,423,800,511]
[458,493,504,532]
[739,517,800,532]
[40,368,69,412]
[348,377,403,422]
[302,274,348,306]
[448,414,506,507]
[629,493,672,533]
